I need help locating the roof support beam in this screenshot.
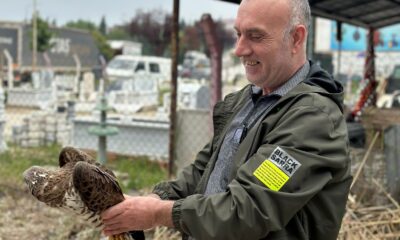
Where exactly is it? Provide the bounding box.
[217,0,400,28]
[311,8,369,28]
[350,5,398,18]
[334,0,377,12]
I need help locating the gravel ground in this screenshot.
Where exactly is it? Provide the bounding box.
[0,185,100,240]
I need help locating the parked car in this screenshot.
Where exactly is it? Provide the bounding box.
[179,51,211,80]
[105,55,171,84]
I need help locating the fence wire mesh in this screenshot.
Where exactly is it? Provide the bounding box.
[0,69,247,165]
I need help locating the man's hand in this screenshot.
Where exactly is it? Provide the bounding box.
[101,196,174,236]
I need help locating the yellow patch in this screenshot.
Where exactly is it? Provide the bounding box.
[253,160,289,191]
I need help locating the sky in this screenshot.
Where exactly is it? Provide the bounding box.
[1,0,239,27]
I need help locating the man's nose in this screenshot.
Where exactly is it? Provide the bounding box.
[234,37,252,57]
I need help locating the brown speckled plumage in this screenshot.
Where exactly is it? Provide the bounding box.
[23,146,144,240]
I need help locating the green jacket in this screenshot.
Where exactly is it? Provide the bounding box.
[153,62,352,240]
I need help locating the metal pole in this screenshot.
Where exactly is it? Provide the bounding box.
[169,0,179,178]
[3,49,14,89]
[98,56,107,165]
[0,49,3,84]
[199,14,222,109]
[350,28,378,120]
[99,55,107,94]
[336,21,342,77]
[88,94,118,165]
[98,96,107,165]
[73,54,81,97]
[32,0,37,71]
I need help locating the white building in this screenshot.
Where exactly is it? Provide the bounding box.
[107,40,142,56]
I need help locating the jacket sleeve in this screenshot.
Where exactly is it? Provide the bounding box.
[171,101,351,239]
[152,141,213,200]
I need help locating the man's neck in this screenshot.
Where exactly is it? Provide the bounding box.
[261,59,308,96]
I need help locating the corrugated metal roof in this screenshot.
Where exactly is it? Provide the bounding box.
[218,0,400,29]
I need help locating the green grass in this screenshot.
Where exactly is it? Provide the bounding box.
[109,155,168,191]
[0,144,61,188]
[0,144,168,192]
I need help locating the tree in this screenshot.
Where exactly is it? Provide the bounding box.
[197,19,236,58]
[107,26,131,40]
[127,9,172,56]
[179,24,203,62]
[86,8,235,62]
[64,20,113,60]
[30,15,54,53]
[65,19,97,31]
[92,30,114,60]
[99,16,107,36]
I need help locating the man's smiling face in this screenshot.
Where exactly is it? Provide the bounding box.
[234,0,295,94]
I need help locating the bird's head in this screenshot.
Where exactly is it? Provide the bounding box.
[23,166,56,202]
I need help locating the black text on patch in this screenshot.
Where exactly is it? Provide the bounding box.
[269,147,301,177]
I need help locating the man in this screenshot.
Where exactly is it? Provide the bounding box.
[102,0,352,239]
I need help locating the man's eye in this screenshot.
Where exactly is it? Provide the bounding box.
[250,35,262,41]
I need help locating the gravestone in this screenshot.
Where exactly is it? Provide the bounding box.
[79,72,95,101]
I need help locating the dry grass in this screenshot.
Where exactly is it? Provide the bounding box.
[0,145,173,240]
[338,184,400,240]
[0,187,101,240]
[0,186,181,240]
[338,145,400,240]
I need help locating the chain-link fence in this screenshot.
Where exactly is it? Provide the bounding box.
[0,19,247,173]
[0,66,246,168]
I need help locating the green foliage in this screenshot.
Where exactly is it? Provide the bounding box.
[99,16,107,36]
[92,30,114,61]
[0,144,167,192]
[64,19,113,61]
[65,19,97,31]
[30,15,55,53]
[107,26,132,40]
[60,9,236,62]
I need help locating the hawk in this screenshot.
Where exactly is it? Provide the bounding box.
[23,146,145,240]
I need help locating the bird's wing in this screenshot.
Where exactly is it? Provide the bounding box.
[72,161,146,240]
[72,161,124,212]
[59,147,96,167]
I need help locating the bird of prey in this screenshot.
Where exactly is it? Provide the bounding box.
[23,146,145,240]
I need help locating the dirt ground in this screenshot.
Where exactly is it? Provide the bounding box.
[0,185,101,240]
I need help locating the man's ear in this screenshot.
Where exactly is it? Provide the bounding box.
[291,25,307,54]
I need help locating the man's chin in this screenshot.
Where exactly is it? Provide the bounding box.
[245,75,261,85]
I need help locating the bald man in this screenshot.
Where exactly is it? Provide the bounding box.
[102,0,351,239]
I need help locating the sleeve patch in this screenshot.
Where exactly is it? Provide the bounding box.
[254,160,289,191]
[253,147,302,191]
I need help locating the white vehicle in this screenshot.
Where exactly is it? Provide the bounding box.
[105,55,171,83]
